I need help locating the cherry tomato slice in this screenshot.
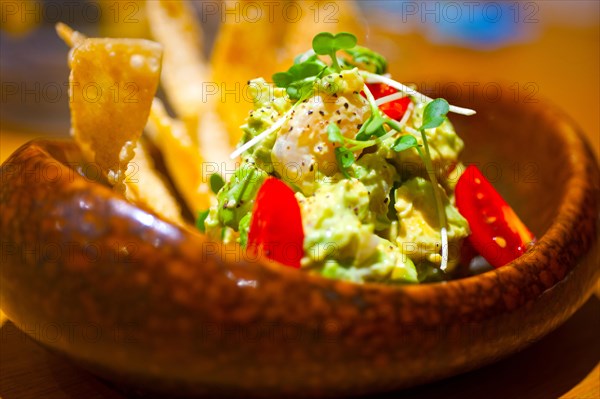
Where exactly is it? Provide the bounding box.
[455,165,535,268]
[365,83,411,121]
[247,177,304,268]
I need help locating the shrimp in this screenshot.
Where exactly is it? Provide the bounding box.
[272,92,370,194]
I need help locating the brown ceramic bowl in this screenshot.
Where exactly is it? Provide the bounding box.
[1,88,598,398]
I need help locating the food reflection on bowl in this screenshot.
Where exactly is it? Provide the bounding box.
[0,87,598,398]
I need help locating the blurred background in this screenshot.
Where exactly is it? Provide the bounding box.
[1,0,598,161]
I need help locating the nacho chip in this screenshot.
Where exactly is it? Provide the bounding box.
[146,1,234,178]
[145,0,208,130]
[124,140,183,225]
[57,23,183,224]
[209,0,289,146]
[57,23,162,193]
[146,98,212,213]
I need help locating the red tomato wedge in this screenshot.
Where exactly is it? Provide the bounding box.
[365,83,411,121]
[455,165,535,268]
[247,177,304,268]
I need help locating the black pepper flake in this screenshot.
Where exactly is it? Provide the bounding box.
[306,124,310,128]
[344,102,349,109]
[357,124,363,129]
[353,91,359,94]
[317,145,323,152]
[339,74,343,78]
[309,164,314,172]
[336,110,341,115]
[289,127,293,132]
[319,110,325,116]
[333,93,338,98]
[384,198,389,204]
[337,119,342,124]
[308,110,313,115]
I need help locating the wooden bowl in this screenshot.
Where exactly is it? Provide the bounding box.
[1,89,598,398]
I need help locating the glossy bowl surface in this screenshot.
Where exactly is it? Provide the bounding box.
[1,89,599,398]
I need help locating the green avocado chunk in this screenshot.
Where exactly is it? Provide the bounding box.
[298,179,418,284]
[394,177,469,272]
[204,159,267,238]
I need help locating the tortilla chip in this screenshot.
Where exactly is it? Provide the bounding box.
[124,140,183,225]
[146,98,213,213]
[146,0,208,129]
[57,23,183,224]
[57,23,162,193]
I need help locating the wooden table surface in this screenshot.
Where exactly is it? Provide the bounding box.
[1,295,598,399]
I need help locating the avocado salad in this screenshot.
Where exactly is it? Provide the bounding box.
[198,32,533,284]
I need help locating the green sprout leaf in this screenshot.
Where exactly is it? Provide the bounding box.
[312,32,357,71]
[343,45,388,74]
[420,98,450,131]
[272,58,328,100]
[272,72,294,88]
[356,114,387,141]
[335,147,355,178]
[209,173,225,194]
[392,134,420,152]
[196,209,210,233]
[327,122,344,144]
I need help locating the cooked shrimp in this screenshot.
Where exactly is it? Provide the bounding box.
[272,92,369,194]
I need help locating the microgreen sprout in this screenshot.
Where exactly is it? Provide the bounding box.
[273,55,329,100]
[416,98,451,270]
[312,32,357,72]
[343,45,387,74]
[361,71,476,116]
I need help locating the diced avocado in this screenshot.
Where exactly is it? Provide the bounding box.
[316,68,364,96]
[394,177,469,271]
[298,179,418,283]
[351,153,399,230]
[204,159,267,234]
